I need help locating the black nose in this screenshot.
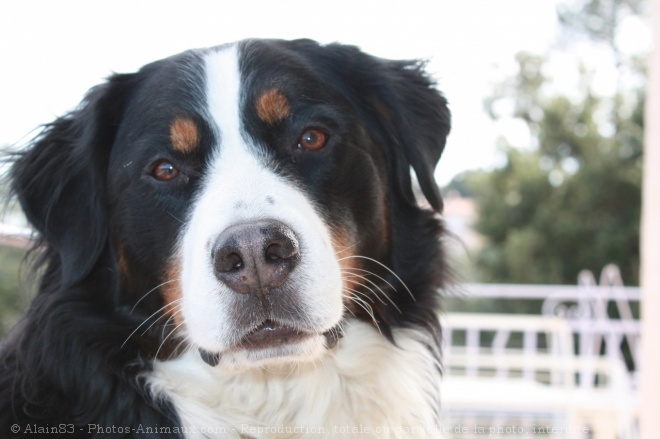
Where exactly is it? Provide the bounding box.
[213,220,300,298]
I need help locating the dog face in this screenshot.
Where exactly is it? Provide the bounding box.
[11,39,450,372]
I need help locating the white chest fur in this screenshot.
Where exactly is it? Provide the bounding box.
[148,320,440,438]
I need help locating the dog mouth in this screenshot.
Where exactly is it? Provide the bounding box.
[239,320,311,349]
[198,320,343,367]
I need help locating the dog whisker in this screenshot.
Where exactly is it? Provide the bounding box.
[130,278,181,314]
[121,298,183,349]
[157,310,180,340]
[171,334,193,360]
[342,273,403,314]
[342,278,387,305]
[338,255,415,302]
[154,320,187,362]
[342,293,381,334]
[341,267,399,295]
[342,286,375,304]
[166,211,184,224]
[334,240,361,256]
[342,306,357,319]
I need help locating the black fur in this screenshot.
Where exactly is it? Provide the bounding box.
[1,39,450,438]
[1,63,185,439]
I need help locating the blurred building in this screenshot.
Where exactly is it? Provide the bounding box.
[442,190,482,251]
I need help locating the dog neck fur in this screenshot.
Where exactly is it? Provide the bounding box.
[148,320,440,439]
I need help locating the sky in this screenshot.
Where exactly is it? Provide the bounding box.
[0,0,565,185]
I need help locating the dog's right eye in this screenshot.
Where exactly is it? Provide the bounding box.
[151,160,181,181]
[297,129,328,151]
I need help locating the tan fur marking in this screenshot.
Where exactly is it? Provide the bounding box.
[116,242,130,282]
[256,89,290,125]
[331,228,362,315]
[170,118,199,153]
[143,262,187,360]
[162,262,185,328]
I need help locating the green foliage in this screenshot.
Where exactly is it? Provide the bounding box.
[1,145,31,338]
[0,246,29,337]
[454,0,645,286]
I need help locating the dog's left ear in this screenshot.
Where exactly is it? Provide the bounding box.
[312,42,451,212]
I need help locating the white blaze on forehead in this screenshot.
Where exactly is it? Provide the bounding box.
[178,44,343,358]
[205,45,243,158]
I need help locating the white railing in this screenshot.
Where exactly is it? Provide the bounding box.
[441,265,641,439]
[455,264,641,390]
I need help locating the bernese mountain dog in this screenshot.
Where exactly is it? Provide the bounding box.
[0,39,450,438]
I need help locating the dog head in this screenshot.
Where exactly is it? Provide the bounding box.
[11,39,450,371]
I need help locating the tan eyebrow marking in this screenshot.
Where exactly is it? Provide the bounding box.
[170,117,200,154]
[256,88,291,125]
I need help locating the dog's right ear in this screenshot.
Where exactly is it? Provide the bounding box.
[10,73,137,289]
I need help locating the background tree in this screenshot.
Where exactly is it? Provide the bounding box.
[453,0,646,285]
[0,246,27,337]
[0,151,29,337]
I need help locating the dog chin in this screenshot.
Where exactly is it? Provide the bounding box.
[212,334,330,373]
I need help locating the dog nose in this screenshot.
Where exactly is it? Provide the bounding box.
[213,220,300,297]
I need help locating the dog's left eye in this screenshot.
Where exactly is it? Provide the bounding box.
[297,129,328,151]
[151,160,181,181]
